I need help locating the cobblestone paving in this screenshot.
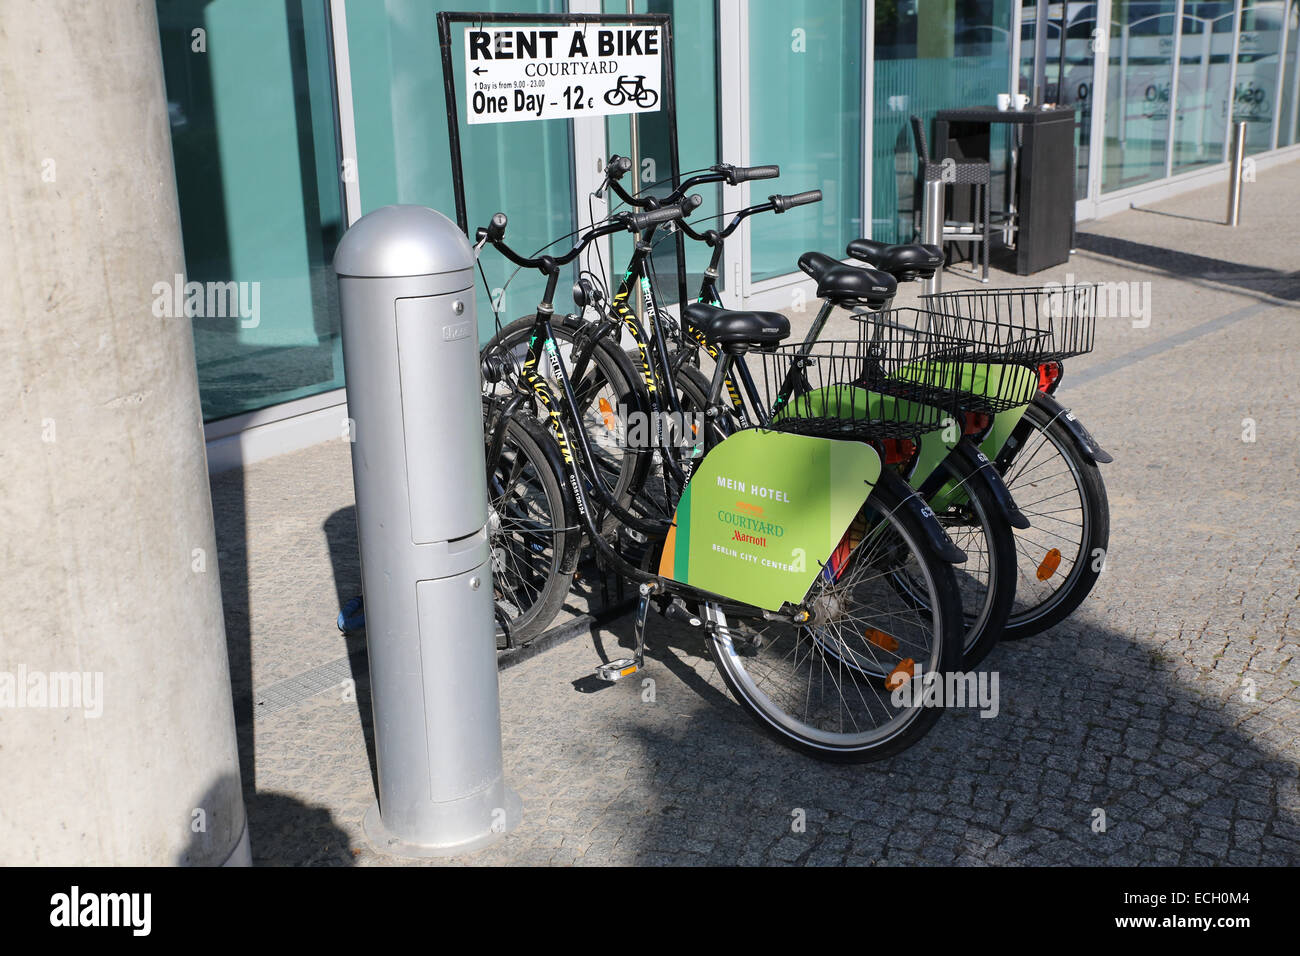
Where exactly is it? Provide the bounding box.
[216,161,1300,866]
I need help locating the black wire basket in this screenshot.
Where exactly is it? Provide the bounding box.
[853,307,1047,414]
[920,284,1098,364]
[754,312,968,441]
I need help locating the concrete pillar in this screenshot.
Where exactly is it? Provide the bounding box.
[0,0,249,865]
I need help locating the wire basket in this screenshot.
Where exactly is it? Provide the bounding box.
[921,284,1097,364]
[754,313,967,441]
[854,308,1046,414]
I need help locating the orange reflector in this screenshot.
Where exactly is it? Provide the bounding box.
[598,397,617,431]
[865,628,899,652]
[1037,548,1062,581]
[619,664,638,677]
[885,658,916,691]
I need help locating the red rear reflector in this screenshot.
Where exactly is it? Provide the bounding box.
[1037,362,1061,392]
[883,438,916,465]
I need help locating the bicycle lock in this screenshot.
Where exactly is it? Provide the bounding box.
[334,205,520,857]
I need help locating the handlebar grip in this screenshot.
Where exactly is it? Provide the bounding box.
[771,190,822,213]
[681,193,703,213]
[731,164,780,184]
[607,155,633,180]
[486,212,507,241]
[626,194,700,231]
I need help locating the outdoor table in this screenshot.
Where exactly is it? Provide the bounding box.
[934,105,1077,275]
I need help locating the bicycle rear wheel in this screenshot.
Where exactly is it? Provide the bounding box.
[890,456,1016,668]
[701,479,962,763]
[998,397,1109,638]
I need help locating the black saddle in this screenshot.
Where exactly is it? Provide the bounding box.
[683,303,790,350]
[797,251,897,310]
[846,238,944,281]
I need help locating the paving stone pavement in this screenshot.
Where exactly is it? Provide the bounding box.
[211,160,1300,866]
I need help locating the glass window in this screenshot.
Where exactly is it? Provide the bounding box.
[1103,1,1179,192]
[1280,1,1300,146]
[157,0,345,422]
[346,0,571,340]
[1233,1,1287,153]
[749,0,862,281]
[1172,3,1236,172]
[874,1,1013,243]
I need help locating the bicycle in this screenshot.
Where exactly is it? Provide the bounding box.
[846,242,1112,637]
[476,206,971,762]
[629,177,1032,669]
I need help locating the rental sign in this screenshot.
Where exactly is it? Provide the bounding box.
[463,25,662,124]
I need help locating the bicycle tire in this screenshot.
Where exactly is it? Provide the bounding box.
[483,315,652,513]
[998,397,1110,638]
[487,410,580,646]
[890,455,1017,668]
[700,478,963,763]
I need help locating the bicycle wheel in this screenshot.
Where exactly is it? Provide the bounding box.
[700,479,962,763]
[624,355,714,525]
[889,456,1017,668]
[483,316,650,511]
[998,397,1109,638]
[486,410,579,646]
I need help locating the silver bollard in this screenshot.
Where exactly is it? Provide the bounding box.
[333,205,520,857]
[1227,121,1247,227]
[921,177,945,295]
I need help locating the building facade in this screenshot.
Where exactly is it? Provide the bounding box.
[153,0,1300,469]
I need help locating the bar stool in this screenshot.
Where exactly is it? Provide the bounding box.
[910,115,991,282]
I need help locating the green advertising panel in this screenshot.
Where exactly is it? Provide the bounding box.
[659,430,880,611]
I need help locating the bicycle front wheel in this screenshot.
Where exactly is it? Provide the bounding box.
[701,479,962,763]
[487,411,579,646]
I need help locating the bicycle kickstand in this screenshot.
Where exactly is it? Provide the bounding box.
[595,582,655,682]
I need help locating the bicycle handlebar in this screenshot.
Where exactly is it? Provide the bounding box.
[676,189,821,244]
[477,195,702,275]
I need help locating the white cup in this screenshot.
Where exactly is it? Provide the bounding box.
[1015,93,1030,110]
[997,93,1012,111]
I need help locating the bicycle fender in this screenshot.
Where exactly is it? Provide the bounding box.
[950,439,1032,530]
[1032,393,1113,465]
[875,469,967,565]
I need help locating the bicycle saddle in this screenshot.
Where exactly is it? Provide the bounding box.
[797,251,897,310]
[846,239,944,281]
[684,303,790,350]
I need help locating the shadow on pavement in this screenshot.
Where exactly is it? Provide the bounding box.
[574,608,1300,866]
[1073,232,1300,302]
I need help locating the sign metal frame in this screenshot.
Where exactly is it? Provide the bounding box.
[436,10,689,308]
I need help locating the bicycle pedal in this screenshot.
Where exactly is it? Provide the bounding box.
[595,658,640,682]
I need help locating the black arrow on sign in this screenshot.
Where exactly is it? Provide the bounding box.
[473,67,488,75]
